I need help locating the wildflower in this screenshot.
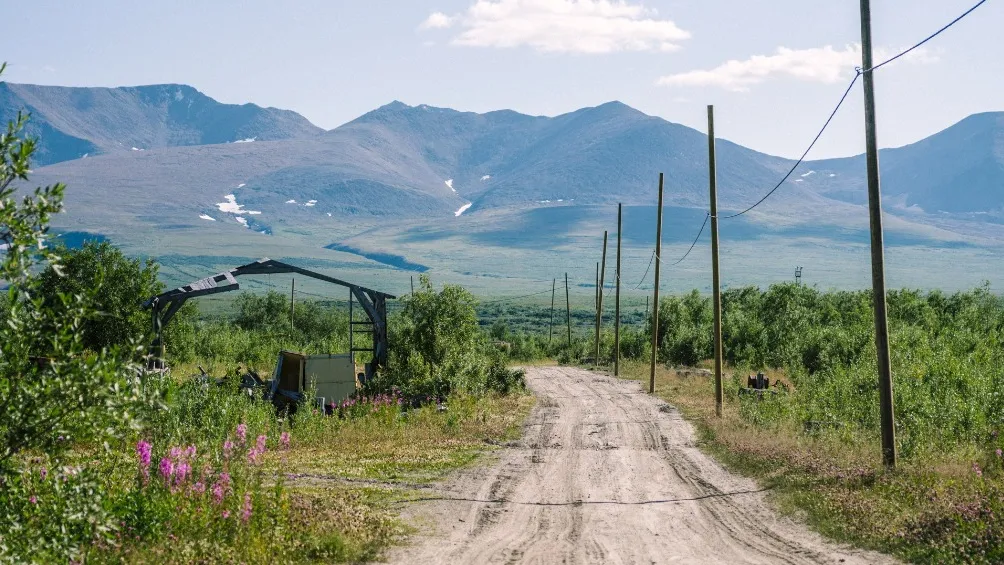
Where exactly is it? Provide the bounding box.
[29,496,37,505]
[185,445,197,458]
[191,482,206,496]
[135,441,152,482]
[973,462,983,477]
[256,435,267,453]
[221,510,231,519]
[241,493,253,524]
[211,482,225,504]
[220,472,231,488]
[159,458,175,481]
[236,423,248,445]
[223,439,235,459]
[280,432,291,450]
[997,449,1003,459]
[39,467,48,481]
[175,461,191,484]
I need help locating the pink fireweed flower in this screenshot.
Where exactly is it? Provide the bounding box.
[190,482,206,496]
[159,458,175,481]
[185,445,197,458]
[221,510,231,519]
[246,447,262,465]
[169,446,182,460]
[175,461,191,485]
[136,441,152,470]
[256,435,267,453]
[280,432,290,450]
[236,424,248,445]
[973,462,983,477]
[241,493,253,524]
[29,496,37,505]
[223,439,235,459]
[997,449,1003,459]
[211,482,225,504]
[39,467,48,481]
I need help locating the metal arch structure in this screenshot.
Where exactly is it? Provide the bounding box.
[143,258,395,375]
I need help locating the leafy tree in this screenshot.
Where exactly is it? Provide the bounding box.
[0,63,144,476]
[382,275,523,398]
[36,240,164,353]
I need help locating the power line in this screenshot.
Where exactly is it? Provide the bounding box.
[631,252,656,291]
[867,0,988,73]
[719,0,988,220]
[658,212,711,266]
[719,75,859,220]
[480,283,567,305]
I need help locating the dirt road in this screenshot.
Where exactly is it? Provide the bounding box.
[387,366,894,564]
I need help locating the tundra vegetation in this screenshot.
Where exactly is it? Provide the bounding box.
[0,94,530,563]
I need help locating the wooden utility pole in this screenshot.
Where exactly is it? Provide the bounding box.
[290,278,295,333]
[649,174,665,394]
[410,275,415,295]
[549,278,556,345]
[859,0,897,468]
[565,273,572,347]
[595,232,608,365]
[708,105,724,418]
[615,204,623,376]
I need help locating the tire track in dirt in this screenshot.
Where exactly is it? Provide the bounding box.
[387,367,897,564]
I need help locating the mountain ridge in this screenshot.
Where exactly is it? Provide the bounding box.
[0,82,323,165]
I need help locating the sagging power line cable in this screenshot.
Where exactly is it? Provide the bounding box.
[866,0,989,73]
[720,0,989,220]
[631,252,656,290]
[719,76,859,220]
[480,283,567,305]
[658,212,711,266]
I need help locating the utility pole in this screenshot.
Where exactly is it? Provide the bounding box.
[290,278,295,334]
[649,174,665,394]
[410,275,415,295]
[595,231,608,366]
[615,204,623,376]
[565,272,571,348]
[795,266,803,286]
[708,105,724,418]
[860,0,897,468]
[549,278,556,345]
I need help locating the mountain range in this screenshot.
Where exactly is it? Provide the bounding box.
[6,82,1004,294]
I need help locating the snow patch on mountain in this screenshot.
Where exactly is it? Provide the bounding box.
[455,203,473,217]
[216,194,260,215]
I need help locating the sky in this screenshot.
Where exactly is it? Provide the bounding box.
[2,0,1001,159]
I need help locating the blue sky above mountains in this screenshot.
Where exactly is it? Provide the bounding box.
[2,0,1001,159]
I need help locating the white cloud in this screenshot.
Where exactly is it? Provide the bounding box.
[657,44,937,91]
[421,11,454,29]
[421,0,690,54]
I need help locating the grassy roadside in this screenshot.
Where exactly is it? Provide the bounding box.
[613,359,1003,565]
[93,392,534,563]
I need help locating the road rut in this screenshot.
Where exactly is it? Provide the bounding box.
[386,366,895,564]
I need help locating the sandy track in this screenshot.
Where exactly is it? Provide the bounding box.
[386,367,895,564]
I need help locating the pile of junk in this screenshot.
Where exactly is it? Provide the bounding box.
[142,258,395,414]
[195,351,367,414]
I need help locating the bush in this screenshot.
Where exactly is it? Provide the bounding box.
[36,241,170,354]
[378,275,524,398]
[0,66,148,560]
